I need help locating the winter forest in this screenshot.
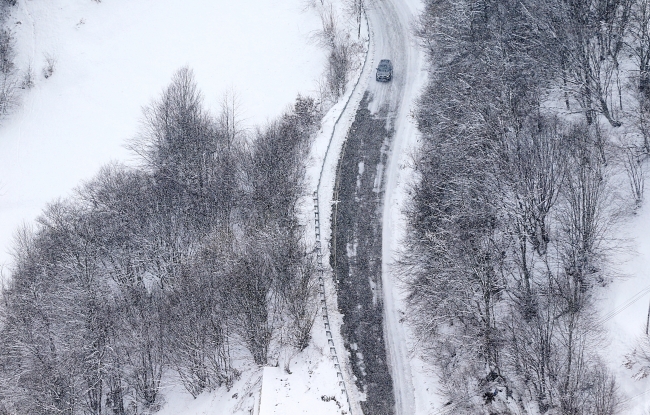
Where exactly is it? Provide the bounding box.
[0,64,323,412]
[2,0,650,414]
[403,0,650,413]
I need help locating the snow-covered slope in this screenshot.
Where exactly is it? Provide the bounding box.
[603,202,650,413]
[0,0,380,413]
[0,0,324,270]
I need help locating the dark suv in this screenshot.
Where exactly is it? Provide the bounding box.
[376,59,393,82]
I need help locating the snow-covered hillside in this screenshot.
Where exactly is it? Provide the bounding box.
[0,0,324,270]
[0,1,372,414]
[9,0,650,414]
[604,201,650,413]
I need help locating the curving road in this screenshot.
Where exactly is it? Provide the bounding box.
[366,1,421,413]
[328,0,424,414]
[369,1,424,414]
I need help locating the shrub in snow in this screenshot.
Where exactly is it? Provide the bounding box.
[21,64,34,89]
[0,29,14,75]
[313,5,361,102]
[0,25,16,118]
[622,143,646,208]
[43,54,56,79]
[0,71,16,114]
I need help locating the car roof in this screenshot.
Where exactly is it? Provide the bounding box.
[379,59,391,64]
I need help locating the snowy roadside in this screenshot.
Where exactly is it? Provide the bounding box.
[298,2,373,414]
[305,0,445,413]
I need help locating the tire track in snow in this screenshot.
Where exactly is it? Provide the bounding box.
[373,0,428,413]
[359,0,424,413]
[370,0,418,410]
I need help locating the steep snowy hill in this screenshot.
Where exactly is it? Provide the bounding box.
[0,0,324,270]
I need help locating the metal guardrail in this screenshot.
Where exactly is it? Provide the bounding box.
[316,5,371,191]
[312,191,351,412]
[312,4,372,415]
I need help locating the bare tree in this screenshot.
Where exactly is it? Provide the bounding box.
[622,143,645,207]
[629,0,650,97]
[538,0,632,126]
[315,8,353,99]
[343,0,365,38]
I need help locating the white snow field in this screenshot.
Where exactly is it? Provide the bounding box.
[156,342,350,415]
[602,201,650,414]
[0,0,325,270]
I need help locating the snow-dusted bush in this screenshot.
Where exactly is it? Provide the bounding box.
[20,64,34,89]
[0,22,16,119]
[42,54,56,79]
[311,0,365,105]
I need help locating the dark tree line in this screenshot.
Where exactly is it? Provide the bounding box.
[0,68,320,414]
[0,0,16,116]
[402,0,649,413]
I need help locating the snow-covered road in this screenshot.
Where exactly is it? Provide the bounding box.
[315,0,430,413]
[367,0,431,413]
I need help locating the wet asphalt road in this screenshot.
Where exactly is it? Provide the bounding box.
[331,92,395,415]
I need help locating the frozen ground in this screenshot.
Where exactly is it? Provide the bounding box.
[0,0,325,270]
[156,341,349,415]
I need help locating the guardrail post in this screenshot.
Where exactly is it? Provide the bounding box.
[313,190,353,414]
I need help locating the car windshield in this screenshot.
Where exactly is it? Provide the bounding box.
[378,63,390,70]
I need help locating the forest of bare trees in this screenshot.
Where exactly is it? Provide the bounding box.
[403,0,650,413]
[0,68,320,414]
